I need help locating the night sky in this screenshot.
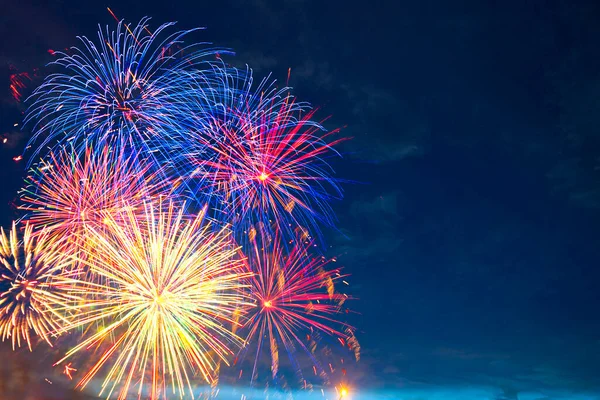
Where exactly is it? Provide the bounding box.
[1,1,600,399]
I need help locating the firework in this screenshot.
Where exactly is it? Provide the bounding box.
[52,202,252,399]
[240,234,351,384]
[25,18,226,159]
[11,15,359,397]
[19,143,167,259]
[168,65,347,242]
[0,222,77,351]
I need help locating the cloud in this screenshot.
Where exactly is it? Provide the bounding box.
[229,51,279,73]
[546,157,600,209]
[290,59,335,89]
[432,347,510,361]
[338,84,429,163]
[333,192,404,267]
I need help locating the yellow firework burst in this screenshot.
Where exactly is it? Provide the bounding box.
[0,222,76,350]
[53,202,252,400]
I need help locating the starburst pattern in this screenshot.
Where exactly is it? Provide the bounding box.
[169,65,347,242]
[20,143,166,258]
[0,222,76,350]
[52,203,252,399]
[241,235,351,383]
[25,18,225,159]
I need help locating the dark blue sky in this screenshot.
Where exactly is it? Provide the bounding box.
[1,1,600,399]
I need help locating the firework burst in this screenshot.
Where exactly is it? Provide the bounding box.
[25,18,225,159]
[52,202,252,399]
[240,234,351,384]
[169,65,347,242]
[19,143,166,259]
[0,222,76,351]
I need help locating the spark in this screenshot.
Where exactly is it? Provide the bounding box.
[63,363,77,380]
[258,172,269,182]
